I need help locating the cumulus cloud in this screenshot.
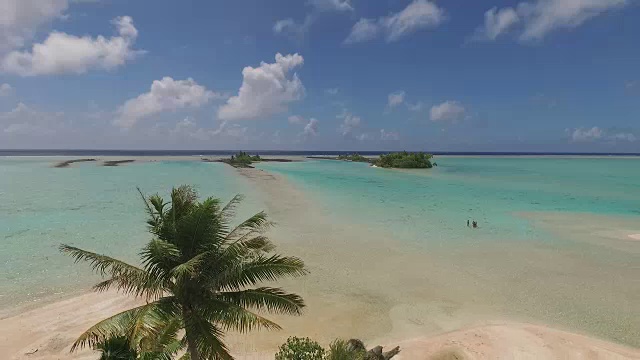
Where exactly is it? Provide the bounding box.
[273,16,313,41]
[387,91,406,108]
[430,101,466,122]
[0,102,65,136]
[302,118,319,137]
[473,7,520,41]
[407,101,425,112]
[344,0,446,44]
[568,127,636,143]
[337,110,362,136]
[288,115,306,125]
[0,0,69,54]
[218,53,305,121]
[1,16,142,76]
[356,133,373,141]
[115,77,218,128]
[326,88,339,95]
[0,83,12,96]
[308,0,353,12]
[474,0,628,42]
[380,129,400,141]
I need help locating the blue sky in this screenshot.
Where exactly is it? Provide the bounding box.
[0,0,638,151]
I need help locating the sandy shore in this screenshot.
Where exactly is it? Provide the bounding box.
[1,166,639,359]
[1,292,638,359]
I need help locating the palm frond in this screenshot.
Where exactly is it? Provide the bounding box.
[92,271,165,300]
[60,245,146,279]
[220,194,244,222]
[226,211,272,242]
[140,239,181,281]
[216,254,308,291]
[184,315,233,360]
[71,297,180,352]
[217,287,305,315]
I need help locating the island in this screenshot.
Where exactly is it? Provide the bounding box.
[205,152,295,168]
[372,151,434,169]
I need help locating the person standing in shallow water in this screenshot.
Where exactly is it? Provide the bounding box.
[472,221,478,228]
[467,220,470,227]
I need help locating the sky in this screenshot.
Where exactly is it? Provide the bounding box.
[0,0,638,152]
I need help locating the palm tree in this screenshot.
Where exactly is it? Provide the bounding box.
[61,185,307,360]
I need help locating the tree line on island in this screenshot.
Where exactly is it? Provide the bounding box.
[60,185,400,360]
[332,152,435,169]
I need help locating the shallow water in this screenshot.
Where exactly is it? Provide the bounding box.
[0,158,263,309]
[255,157,640,346]
[1,156,639,346]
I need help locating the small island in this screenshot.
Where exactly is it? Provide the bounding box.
[206,152,295,168]
[372,151,434,169]
[337,153,370,162]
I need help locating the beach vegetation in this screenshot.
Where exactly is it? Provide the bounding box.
[336,154,369,163]
[372,152,433,169]
[275,337,326,360]
[227,151,262,167]
[60,185,307,360]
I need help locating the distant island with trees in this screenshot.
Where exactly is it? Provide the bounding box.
[310,152,435,169]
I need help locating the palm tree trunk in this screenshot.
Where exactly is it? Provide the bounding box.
[183,307,201,360]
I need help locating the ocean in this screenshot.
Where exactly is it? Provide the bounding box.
[1,154,639,345]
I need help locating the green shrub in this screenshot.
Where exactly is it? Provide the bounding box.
[373,151,433,169]
[325,339,365,360]
[275,337,326,360]
[337,154,369,162]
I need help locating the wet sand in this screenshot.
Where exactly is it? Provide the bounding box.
[1,167,639,359]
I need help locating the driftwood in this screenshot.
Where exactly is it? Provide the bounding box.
[346,339,400,360]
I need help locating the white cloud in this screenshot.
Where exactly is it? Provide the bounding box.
[218,53,305,121]
[475,0,628,42]
[568,127,637,143]
[569,126,603,142]
[0,0,69,54]
[0,102,65,135]
[407,101,425,112]
[115,77,217,128]
[356,133,373,141]
[288,115,306,125]
[0,83,12,96]
[1,16,142,76]
[273,16,313,41]
[337,110,362,136]
[308,0,353,12]
[388,91,406,108]
[344,0,446,44]
[302,118,319,137]
[473,7,520,41]
[430,101,466,122]
[344,18,380,44]
[608,132,637,142]
[380,129,400,141]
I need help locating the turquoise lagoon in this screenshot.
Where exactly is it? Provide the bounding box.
[257,157,640,244]
[1,155,639,344]
[0,157,263,310]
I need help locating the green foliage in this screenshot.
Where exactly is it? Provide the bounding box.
[275,337,326,360]
[61,185,307,360]
[325,339,365,360]
[336,154,369,163]
[228,152,262,166]
[373,151,433,169]
[96,336,138,360]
